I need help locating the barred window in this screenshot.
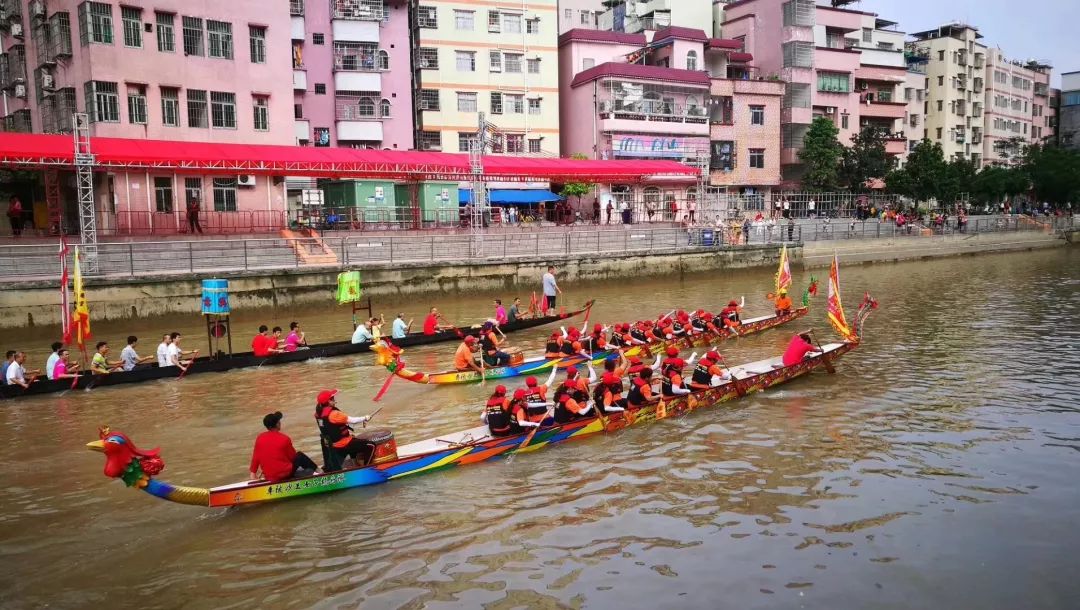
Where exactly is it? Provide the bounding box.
[182,16,204,57]
[489,50,501,72]
[127,85,147,124]
[78,1,114,46]
[528,138,541,153]
[419,131,442,151]
[312,33,325,45]
[490,91,503,114]
[212,177,238,212]
[418,47,438,69]
[56,88,78,132]
[526,18,540,34]
[528,97,541,115]
[186,89,208,128]
[527,58,540,74]
[418,6,437,28]
[207,20,233,59]
[184,177,203,206]
[506,94,524,114]
[253,95,269,131]
[333,41,379,70]
[154,177,174,213]
[210,91,236,128]
[161,87,180,126]
[83,80,119,122]
[249,26,266,63]
[458,132,478,152]
[419,89,440,110]
[504,53,522,73]
[121,7,142,48]
[48,12,74,58]
[506,134,524,153]
[156,12,175,52]
[457,91,477,112]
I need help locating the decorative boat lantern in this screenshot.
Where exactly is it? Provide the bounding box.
[201,279,232,358]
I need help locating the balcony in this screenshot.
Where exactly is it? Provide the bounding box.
[293,69,307,90]
[333,43,386,72]
[332,0,384,21]
[972,130,983,144]
[332,19,379,43]
[972,77,983,92]
[294,119,310,142]
[973,53,984,69]
[335,71,381,91]
[1034,83,1049,97]
[885,138,907,155]
[291,16,305,40]
[337,120,383,141]
[972,103,983,117]
[290,0,304,16]
[598,100,710,135]
[860,99,907,120]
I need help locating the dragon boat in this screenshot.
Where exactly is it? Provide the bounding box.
[1,301,593,400]
[370,306,809,386]
[87,257,873,509]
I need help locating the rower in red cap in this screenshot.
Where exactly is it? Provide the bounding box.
[544,332,564,358]
[720,299,743,331]
[314,389,377,470]
[482,385,518,437]
[689,350,730,390]
[660,346,694,398]
[585,323,608,353]
[454,335,483,373]
[514,387,551,428]
[520,367,557,405]
[593,371,627,414]
[554,375,594,423]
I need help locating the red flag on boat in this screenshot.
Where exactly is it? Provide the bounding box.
[825,254,854,341]
[59,235,71,343]
[775,245,792,297]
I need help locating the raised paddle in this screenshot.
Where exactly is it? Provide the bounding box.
[509,407,551,462]
[177,350,200,379]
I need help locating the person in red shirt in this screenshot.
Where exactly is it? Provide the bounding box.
[423,307,450,335]
[249,411,320,482]
[252,325,283,357]
[782,332,821,367]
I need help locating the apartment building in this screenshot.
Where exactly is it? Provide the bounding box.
[907,23,988,165]
[557,0,604,34]
[903,43,929,155]
[597,0,712,36]
[413,0,560,156]
[1059,71,1079,150]
[982,49,1051,164]
[290,0,413,150]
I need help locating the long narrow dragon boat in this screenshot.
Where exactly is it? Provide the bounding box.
[87,261,874,509]
[371,306,809,386]
[1,301,593,400]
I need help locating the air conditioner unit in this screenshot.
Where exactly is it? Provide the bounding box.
[237,175,257,187]
[825,106,835,114]
[41,73,54,89]
[13,83,27,98]
[29,0,45,17]
[10,23,23,38]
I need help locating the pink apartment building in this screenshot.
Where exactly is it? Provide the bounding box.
[290,0,412,150]
[558,25,782,213]
[982,49,1052,164]
[0,0,298,229]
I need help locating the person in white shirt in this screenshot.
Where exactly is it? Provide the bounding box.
[807,198,816,219]
[120,335,152,372]
[5,352,35,389]
[45,341,63,380]
[156,333,172,367]
[391,313,411,340]
[351,320,374,344]
[164,332,195,371]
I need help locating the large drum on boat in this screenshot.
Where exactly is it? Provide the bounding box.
[354,428,398,464]
[505,346,524,366]
[201,279,230,315]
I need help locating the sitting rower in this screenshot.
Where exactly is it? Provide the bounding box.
[660,346,693,398]
[454,336,484,373]
[544,332,564,358]
[514,388,550,428]
[774,290,793,317]
[628,323,651,345]
[688,350,730,390]
[782,332,821,366]
[690,311,710,335]
[593,372,627,415]
[482,385,520,437]
[585,324,608,353]
[313,389,376,470]
[627,367,657,409]
[609,323,631,348]
[250,411,320,483]
[554,376,594,423]
[91,341,123,375]
[480,321,510,367]
[521,368,557,405]
[721,300,743,330]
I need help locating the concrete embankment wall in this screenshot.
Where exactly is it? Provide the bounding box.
[802,231,1067,268]
[0,245,785,329]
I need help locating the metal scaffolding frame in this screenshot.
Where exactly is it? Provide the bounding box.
[73,113,98,272]
[469,112,490,255]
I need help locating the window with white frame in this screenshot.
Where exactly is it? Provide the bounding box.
[380,98,390,117]
[121,6,142,48]
[528,138,541,153]
[156,12,174,52]
[253,95,269,130]
[377,49,389,70]
[458,132,478,152]
[454,10,474,30]
[748,148,765,168]
[78,2,113,46]
[686,50,697,71]
[249,26,266,63]
[210,91,236,128]
[488,11,500,32]
[418,6,437,28]
[504,53,522,73]
[154,177,173,212]
[749,105,765,125]
[526,18,540,34]
[182,16,204,56]
[580,10,591,25]
[490,92,503,114]
[84,80,119,122]
[212,177,237,212]
[506,134,524,153]
[583,57,594,70]
[161,87,180,126]
[489,50,502,72]
[127,85,147,124]
[420,89,439,110]
[457,91,478,112]
[527,58,540,74]
[528,97,541,115]
[207,20,233,59]
[506,94,524,114]
[456,50,475,72]
[502,13,522,33]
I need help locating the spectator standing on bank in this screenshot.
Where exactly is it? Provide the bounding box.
[807,198,816,219]
[187,197,204,234]
[787,217,796,241]
[742,217,751,245]
[7,196,24,237]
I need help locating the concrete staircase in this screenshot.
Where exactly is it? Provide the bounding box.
[279,229,339,265]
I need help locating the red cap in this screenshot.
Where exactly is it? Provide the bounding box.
[628,355,643,365]
[666,346,679,357]
[514,388,527,400]
[602,372,619,385]
[728,300,739,307]
[494,385,507,395]
[566,367,579,379]
[526,376,538,387]
[594,323,603,332]
[568,326,578,334]
[464,335,477,344]
[317,389,339,404]
[706,350,722,361]
[703,312,714,320]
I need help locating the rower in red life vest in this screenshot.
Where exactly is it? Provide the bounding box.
[660,345,695,398]
[675,310,691,335]
[552,365,596,423]
[313,389,377,470]
[628,322,651,345]
[512,388,549,429]
[544,332,564,358]
[688,310,708,335]
[782,332,821,366]
[720,299,743,330]
[688,350,731,390]
[520,367,557,405]
[585,323,608,353]
[627,367,657,408]
[482,385,520,437]
[593,371,627,414]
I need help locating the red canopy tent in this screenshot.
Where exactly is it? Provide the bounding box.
[0,133,697,183]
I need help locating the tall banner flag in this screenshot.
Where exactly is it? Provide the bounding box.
[59,234,71,342]
[70,246,92,348]
[775,245,792,296]
[825,254,854,340]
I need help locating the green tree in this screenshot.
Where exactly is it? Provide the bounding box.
[884,140,948,203]
[1022,144,1080,205]
[971,165,1029,207]
[798,117,843,191]
[558,152,595,210]
[839,128,891,192]
[938,157,978,208]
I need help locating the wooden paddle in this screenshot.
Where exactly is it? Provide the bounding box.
[807,329,836,374]
[177,350,199,379]
[510,407,551,459]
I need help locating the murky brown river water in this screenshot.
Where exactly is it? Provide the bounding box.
[2,248,1079,609]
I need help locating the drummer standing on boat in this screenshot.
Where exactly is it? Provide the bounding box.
[542,266,562,315]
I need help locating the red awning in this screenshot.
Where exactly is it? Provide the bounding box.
[0,133,697,182]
